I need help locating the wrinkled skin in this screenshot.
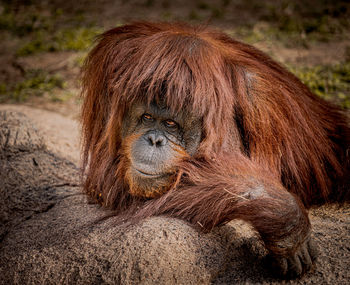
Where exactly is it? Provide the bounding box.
[121,101,201,197]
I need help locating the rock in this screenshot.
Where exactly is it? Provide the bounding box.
[0,110,349,284]
[0,111,228,284]
[0,110,43,151]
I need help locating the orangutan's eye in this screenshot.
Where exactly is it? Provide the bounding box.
[164,119,178,129]
[142,113,154,122]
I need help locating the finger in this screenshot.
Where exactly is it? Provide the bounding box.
[307,239,319,261]
[276,256,288,276]
[298,245,312,272]
[287,253,303,278]
[268,255,288,277]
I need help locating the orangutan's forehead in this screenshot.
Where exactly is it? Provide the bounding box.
[128,100,195,121]
[109,28,231,120]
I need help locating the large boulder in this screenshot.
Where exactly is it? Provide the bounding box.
[0,110,349,284]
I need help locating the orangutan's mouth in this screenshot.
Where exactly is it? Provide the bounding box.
[133,168,165,178]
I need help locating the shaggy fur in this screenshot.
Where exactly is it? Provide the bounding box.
[81,22,349,255]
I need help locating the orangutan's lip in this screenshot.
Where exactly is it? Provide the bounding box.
[134,168,164,178]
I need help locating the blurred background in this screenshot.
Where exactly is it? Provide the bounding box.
[0,0,349,119]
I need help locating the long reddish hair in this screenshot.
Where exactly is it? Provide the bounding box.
[81,22,349,227]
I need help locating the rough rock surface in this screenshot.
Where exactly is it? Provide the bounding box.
[0,110,349,284]
[0,104,80,165]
